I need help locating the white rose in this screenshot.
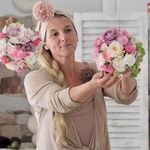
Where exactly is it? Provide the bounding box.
[98,53,105,66]
[124,54,136,67]
[113,58,126,72]
[100,43,109,51]
[25,52,36,65]
[10,37,19,44]
[128,34,138,45]
[5,62,18,71]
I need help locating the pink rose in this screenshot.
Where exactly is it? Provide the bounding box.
[98,64,114,73]
[9,48,29,61]
[16,50,29,60]
[0,32,4,39]
[94,37,104,52]
[32,38,41,46]
[124,44,135,54]
[8,48,18,58]
[0,56,9,64]
[118,36,129,46]
[102,51,111,62]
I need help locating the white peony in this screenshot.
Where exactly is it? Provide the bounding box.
[108,41,123,57]
[112,58,126,72]
[124,54,136,67]
[128,34,138,45]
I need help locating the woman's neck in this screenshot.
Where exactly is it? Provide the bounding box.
[57,58,78,77]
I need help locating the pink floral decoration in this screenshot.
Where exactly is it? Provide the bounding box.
[0,22,42,72]
[92,27,145,77]
[32,0,55,22]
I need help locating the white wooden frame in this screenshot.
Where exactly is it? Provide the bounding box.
[74,12,149,150]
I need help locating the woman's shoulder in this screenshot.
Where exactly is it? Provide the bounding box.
[24,68,53,83]
[25,68,44,78]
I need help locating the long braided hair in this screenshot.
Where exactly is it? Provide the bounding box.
[38,47,68,146]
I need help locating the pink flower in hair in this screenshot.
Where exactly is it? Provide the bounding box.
[32,0,55,22]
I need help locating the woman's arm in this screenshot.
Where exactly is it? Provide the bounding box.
[102,76,138,105]
[69,72,119,103]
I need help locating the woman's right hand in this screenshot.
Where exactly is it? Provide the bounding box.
[69,72,119,103]
[90,72,119,89]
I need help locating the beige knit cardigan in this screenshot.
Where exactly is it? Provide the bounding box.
[24,62,137,150]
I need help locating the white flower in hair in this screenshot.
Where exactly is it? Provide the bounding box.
[32,0,55,22]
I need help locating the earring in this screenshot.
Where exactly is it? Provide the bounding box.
[43,44,49,50]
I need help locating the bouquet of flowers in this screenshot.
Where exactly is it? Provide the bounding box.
[92,28,145,77]
[0,22,42,72]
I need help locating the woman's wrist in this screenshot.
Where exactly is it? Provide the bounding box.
[121,77,137,95]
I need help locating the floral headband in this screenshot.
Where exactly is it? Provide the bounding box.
[32,0,55,22]
[32,0,74,42]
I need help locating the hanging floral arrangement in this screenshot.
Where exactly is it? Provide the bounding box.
[92,27,145,77]
[0,22,42,72]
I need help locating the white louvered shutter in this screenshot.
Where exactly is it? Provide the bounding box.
[73,12,149,150]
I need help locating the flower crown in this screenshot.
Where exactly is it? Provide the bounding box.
[92,28,145,78]
[32,0,55,22]
[0,22,42,72]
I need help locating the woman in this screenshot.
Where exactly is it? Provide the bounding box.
[24,6,137,150]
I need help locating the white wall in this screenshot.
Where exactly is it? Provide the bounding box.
[0,0,147,17]
[0,0,102,17]
[103,0,147,13]
[50,0,102,13]
[0,0,28,16]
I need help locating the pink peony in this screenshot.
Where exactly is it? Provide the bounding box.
[118,36,129,46]
[0,56,10,64]
[0,32,4,39]
[119,30,129,36]
[101,28,119,45]
[124,44,135,54]
[9,48,29,61]
[94,37,104,52]
[16,50,29,61]
[32,38,41,46]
